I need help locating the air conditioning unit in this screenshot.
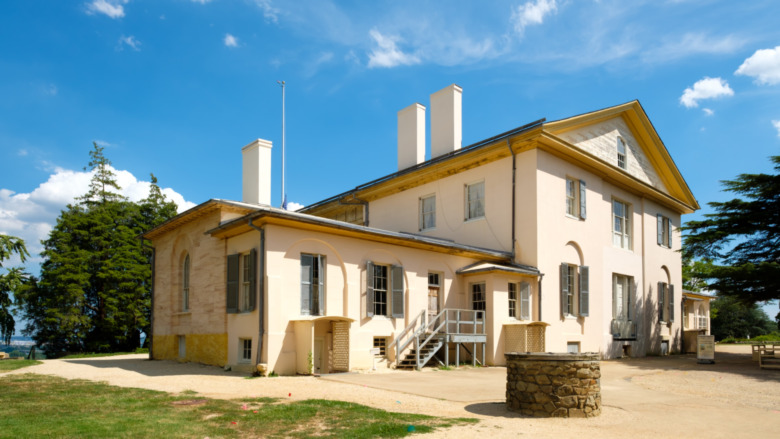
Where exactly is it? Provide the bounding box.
[611,319,637,340]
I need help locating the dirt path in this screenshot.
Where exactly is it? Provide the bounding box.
[3,345,779,438]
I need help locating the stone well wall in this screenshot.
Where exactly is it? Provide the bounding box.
[505,352,601,418]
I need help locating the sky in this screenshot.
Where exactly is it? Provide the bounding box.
[1,0,779,320]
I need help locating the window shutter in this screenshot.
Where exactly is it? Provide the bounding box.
[300,254,312,315]
[560,263,569,317]
[391,265,404,318]
[579,266,589,317]
[226,254,239,313]
[520,282,531,320]
[317,256,325,316]
[366,261,374,317]
[669,285,675,322]
[611,276,618,319]
[248,248,257,311]
[658,282,665,322]
[627,281,632,320]
[579,180,587,219]
[666,218,673,248]
[657,214,663,245]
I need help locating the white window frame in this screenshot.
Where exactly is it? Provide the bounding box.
[617,137,627,170]
[612,199,632,250]
[566,178,578,217]
[613,274,631,321]
[301,254,325,316]
[465,181,485,221]
[510,281,532,320]
[372,264,389,317]
[182,253,190,312]
[471,282,486,312]
[239,253,253,312]
[508,282,517,318]
[419,194,436,231]
[563,265,577,316]
[239,338,252,363]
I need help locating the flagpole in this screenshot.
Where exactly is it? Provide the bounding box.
[277,80,285,208]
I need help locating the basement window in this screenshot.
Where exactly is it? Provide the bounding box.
[373,337,387,356]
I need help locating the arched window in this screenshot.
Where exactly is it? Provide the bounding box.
[182,254,190,311]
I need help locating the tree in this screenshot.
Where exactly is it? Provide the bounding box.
[710,295,776,340]
[0,234,29,345]
[682,155,780,303]
[15,143,177,356]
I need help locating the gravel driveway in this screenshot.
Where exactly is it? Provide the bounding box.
[3,345,778,438]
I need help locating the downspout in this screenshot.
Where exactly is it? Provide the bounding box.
[640,196,646,353]
[507,139,517,262]
[248,219,265,368]
[338,194,369,227]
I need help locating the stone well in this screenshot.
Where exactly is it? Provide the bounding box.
[505,352,601,418]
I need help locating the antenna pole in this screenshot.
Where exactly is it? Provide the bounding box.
[277,80,286,208]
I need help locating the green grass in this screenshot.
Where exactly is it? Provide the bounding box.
[0,359,42,372]
[60,348,148,359]
[719,332,780,344]
[0,374,476,438]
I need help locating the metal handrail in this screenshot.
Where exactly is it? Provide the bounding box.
[389,310,426,365]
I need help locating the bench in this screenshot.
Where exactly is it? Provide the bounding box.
[755,344,780,370]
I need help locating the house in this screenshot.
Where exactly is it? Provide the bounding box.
[681,290,714,353]
[143,84,699,375]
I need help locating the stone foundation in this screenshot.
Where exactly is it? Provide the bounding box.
[505,352,601,418]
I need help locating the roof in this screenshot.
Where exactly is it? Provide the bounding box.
[456,261,541,277]
[142,198,261,240]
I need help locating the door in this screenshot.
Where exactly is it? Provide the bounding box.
[428,273,441,330]
[313,338,323,374]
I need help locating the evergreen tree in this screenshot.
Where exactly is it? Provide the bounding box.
[682,155,780,303]
[16,143,177,356]
[710,295,776,340]
[0,234,29,345]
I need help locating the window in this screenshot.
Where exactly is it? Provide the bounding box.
[227,250,256,314]
[565,178,587,219]
[613,274,632,320]
[240,338,252,363]
[182,254,190,311]
[428,272,440,316]
[657,214,672,248]
[612,199,631,249]
[617,137,627,169]
[373,337,387,356]
[658,282,675,323]
[472,282,486,311]
[366,262,404,318]
[560,264,589,317]
[465,181,485,220]
[567,342,580,353]
[301,254,325,315]
[419,194,436,230]
[178,335,186,359]
[508,282,532,320]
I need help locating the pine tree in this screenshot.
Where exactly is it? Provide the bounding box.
[16,144,178,355]
[0,234,29,345]
[682,155,780,303]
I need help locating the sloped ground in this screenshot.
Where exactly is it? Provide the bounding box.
[3,345,778,438]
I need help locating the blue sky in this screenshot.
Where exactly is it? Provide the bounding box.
[1,0,779,318]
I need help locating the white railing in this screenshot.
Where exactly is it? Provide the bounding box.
[388,309,426,365]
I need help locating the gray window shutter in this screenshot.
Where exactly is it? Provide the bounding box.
[366,261,374,317]
[391,265,404,318]
[579,180,587,219]
[226,254,239,313]
[248,248,257,311]
[579,266,589,317]
[301,254,312,315]
[666,218,673,248]
[658,282,665,322]
[560,263,569,317]
[520,282,531,320]
[627,281,632,320]
[669,284,675,322]
[657,214,663,245]
[317,256,325,316]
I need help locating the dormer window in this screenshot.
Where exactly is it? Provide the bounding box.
[617,137,627,170]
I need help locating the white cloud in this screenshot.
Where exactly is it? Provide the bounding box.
[118,35,141,51]
[190,0,213,4]
[0,166,195,269]
[679,77,734,108]
[86,0,128,19]
[641,33,745,64]
[511,0,557,37]
[285,201,304,211]
[702,108,714,116]
[367,29,420,69]
[224,33,239,48]
[772,120,780,138]
[17,150,28,157]
[253,0,279,23]
[735,46,780,85]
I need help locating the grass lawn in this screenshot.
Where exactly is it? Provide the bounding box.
[60,349,148,359]
[0,374,476,438]
[0,359,42,372]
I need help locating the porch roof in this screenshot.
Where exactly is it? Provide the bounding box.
[456,261,541,277]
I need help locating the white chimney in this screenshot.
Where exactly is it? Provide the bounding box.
[430,84,462,158]
[242,138,273,205]
[397,103,426,170]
